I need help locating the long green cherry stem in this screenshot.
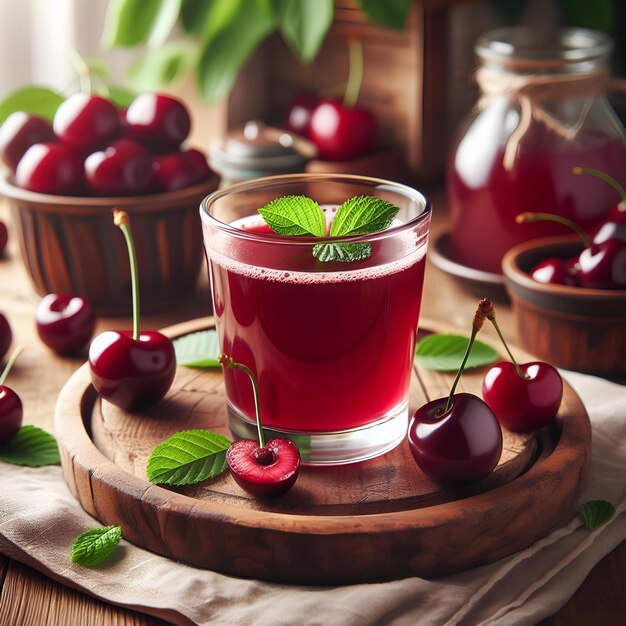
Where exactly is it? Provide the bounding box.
[218,354,265,448]
[444,300,489,413]
[70,49,93,94]
[572,166,626,206]
[516,211,592,248]
[0,346,24,386]
[113,209,140,341]
[343,38,364,109]
[481,299,528,380]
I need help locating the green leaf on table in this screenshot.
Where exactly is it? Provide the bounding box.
[329,196,400,237]
[0,86,64,124]
[181,0,241,37]
[173,329,220,367]
[146,429,231,486]
[259,195,326,237]
[0,426,60,467]
[357,0,413,30]
[312,241,372,263]
[71,525,122,567]
[195,0,277,103]
[415,334,499,372]
[127,41,197,90]
[278,0,334,63]
[579,500,616,530]
[102,0,182,48]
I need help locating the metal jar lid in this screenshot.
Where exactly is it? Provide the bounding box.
[209,121,317,185]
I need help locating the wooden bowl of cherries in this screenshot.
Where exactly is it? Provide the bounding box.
[502,168,626,377]
[0,92,219,314]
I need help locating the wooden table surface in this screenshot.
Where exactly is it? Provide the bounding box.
[0,190,623,625]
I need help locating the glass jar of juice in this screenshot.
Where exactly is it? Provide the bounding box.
[447,27,626,275]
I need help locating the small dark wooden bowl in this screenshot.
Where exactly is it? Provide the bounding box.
[0,172,219,315]
[502,236,626,377]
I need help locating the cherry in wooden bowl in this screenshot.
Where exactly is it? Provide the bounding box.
[502,235,626,377]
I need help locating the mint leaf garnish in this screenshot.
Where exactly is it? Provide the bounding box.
[72,525,122,567]
[146,429,231,486]
[579,500,616,530]
[258,195,325,236]
[174,329,220,368]
[415,334,499,372]
[0,425,60,466]
[329,196,399,236]
[313,241,372,262]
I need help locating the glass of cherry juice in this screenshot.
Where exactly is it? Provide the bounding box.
[201,174,431,464]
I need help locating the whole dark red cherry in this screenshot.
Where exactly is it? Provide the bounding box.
[529,257,578,286]
[219,353,300,497]
[15,142,84,195]
[35,294,96,355]
[408,393,503,485]
[308,99,377,161]
[284,92,318,138]
[483,362,563,433]
[0,221,7,257]
[0,112,56,173]
[89,330,176,410]
[152,150,205,192]
[0,312,12,362]
[88,210,176,411]
[0,346,23,443]
[184,148,212,183]
[53,93,121,154]
[125,93,191,152]
[576,238,626,289]
[85,138,153,196]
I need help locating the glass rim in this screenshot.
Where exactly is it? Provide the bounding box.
[200,173,431,246]
[475,26,613,66]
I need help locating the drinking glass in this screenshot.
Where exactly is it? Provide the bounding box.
[201,174,431,464]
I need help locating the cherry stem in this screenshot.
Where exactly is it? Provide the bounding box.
[481,299,528,380]
[218,354,265,448]
[343,38,364,109]
[0,346,24,386]
[70,49,92,94]
[444,300,490,413]
[113,209,140,341]
[573,166,626,205]
[516,212,592,248]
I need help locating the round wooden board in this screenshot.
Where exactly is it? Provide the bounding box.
[55,317,591,585]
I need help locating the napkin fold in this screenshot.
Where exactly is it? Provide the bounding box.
[0,370,624,626]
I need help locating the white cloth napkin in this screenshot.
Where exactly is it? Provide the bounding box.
[0,370,624,626]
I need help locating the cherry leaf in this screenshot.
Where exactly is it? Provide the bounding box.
[259,195,326,237]
[415,334,499,372]
[0,426,60,467]
[146,429,231,486]
[173,329,221,368]
[330,196,400,236]
[579,500,616,530]
[72,525,122,567]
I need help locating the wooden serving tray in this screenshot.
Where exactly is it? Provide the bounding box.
[55,317,591,585]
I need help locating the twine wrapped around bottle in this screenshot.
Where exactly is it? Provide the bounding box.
[475,67,626,170]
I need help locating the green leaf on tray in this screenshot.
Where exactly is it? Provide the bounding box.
[579,500,616,531]
[72,525,122,567]
[146,429,231,486]
[0,86,65,125]
[259,195,326,237]
[173,329,221,367]
[278,0,334,64]
[415,334,499,372]
[0,425,61,467]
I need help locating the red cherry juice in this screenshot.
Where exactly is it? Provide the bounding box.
[207,209,427,433]
[448,132,626,274]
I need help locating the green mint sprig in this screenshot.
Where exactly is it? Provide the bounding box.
[258,194,400,262]
[579,500,616,531]
[71,525,122,567]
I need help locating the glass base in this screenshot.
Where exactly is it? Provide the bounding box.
[227,401,408,465]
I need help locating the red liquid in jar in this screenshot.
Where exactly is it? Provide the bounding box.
[448,131,626,274]
[208,212,427,433]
